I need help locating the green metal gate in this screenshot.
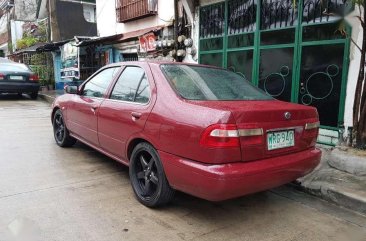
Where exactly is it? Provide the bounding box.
[199,0,351,144]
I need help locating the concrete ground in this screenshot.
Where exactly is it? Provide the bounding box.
[1,94,366,241]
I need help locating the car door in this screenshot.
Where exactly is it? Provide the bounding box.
[97,64,155,160]
[67,66,120,147]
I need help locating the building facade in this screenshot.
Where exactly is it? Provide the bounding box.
[194,0,361,145]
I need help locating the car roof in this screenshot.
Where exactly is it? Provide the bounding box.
[102,61,223,70]
[0,57,14,63]
[0,62,32,71]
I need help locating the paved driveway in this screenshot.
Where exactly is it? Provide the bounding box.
[0,95,365,241]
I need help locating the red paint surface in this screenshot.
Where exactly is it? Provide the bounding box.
[52,61,321,201]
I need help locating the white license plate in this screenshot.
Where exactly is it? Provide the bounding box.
[9,76,23,80]
[267,130,295,150]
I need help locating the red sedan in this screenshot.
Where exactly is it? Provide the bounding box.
[51,62,321,207]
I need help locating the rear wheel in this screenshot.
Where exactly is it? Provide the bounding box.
[30,92,38,99]
[129,142,175,207]
[53,109,76,147]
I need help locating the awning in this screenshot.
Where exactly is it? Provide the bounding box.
[76,33,124,47]
[36,40,71,52]
[36,36,93,52]
[11,43,46,55]
[76,25,165,47]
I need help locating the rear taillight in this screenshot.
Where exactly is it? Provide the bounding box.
[304,121,320,146]
[239,127,264,145]
[200,124,240,148]
[29,74,39,82]
[0,73,5,80]
[200,124,264,148]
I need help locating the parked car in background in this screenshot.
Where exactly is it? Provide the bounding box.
[0,57,13,63]
[51,62,321,207]
[0,62,40,99]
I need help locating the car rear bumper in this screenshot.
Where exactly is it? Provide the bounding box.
[0,82,40,93]
[159,148,321,201]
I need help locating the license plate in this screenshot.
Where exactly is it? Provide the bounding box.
[9,76,23,80]
[267,130,295,150]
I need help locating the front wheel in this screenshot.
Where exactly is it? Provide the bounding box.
[53,109,76,147]
[129,142,175,207]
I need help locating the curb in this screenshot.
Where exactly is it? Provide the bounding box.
[38,93,55,104]
[294,182,366,215]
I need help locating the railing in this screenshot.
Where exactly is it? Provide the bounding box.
[116,0,157,23]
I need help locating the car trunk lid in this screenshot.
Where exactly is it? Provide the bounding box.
[0,72,31,82]
[190,100,319,162]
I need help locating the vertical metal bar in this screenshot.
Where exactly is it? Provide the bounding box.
[269,0,272,28]
[198,6,202,64]
[223,1,228,68]
[292,0,303,103]
[252,0,261,86]
[338,23,351,127]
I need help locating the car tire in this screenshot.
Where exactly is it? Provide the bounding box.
[17,92,22,97]
[53,109,76,147]
[30,92,38,99]
[129,142,175,208]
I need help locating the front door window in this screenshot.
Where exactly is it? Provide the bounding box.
[82,67,120,98]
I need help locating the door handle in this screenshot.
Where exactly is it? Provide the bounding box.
[131,112,142,119]
[91,106,97,114]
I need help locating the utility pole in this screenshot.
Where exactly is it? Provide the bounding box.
[5,0,13,54]
[6,9,11,53]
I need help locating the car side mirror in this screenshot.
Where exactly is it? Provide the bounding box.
[64,85,79,94]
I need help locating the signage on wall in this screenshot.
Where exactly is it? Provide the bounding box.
[60,42,80,80]
[139,33,156,52]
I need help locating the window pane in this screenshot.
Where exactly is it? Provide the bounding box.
[261,0,298,30]
[110,66,146,102]
[227,50,253,82]
[200,53,223,67]
[200,38,223,51]
[302,0,351,24]
[161,64,272,101]
[258,48,294,102]
[260,28,295,45]
[302,21,345,41]
[299,44,344,127]
[82,67,119,97]
[228,0,257,34]
[135,75,150,103]
[200,3,225,38]
[227,33,254,48]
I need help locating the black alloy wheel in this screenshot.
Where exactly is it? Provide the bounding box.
[53,109,76,147]
[129,142,174,207]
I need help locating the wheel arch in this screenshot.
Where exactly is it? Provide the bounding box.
[127,138,155,161]
[51,107,60,123]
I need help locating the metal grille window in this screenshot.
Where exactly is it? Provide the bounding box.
[228,0,257,34]
[260,0,297,30]
[199,0,352,135]
[122,53,138,61]
[199,3,225,38]
[302,0,350,24]
[116,0,157,23]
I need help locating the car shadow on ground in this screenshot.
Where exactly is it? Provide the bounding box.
[73,140,273,212]
[0,93,34,101]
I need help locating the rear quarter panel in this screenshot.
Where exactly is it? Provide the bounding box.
[143,64,241,164]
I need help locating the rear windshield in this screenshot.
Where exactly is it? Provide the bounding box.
[0,64,31,72]
[161,64,272,101]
